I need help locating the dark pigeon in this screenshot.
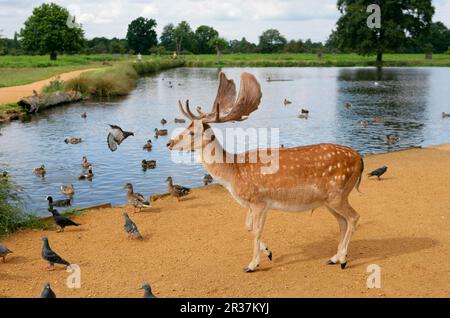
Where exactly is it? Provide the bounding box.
[368,166,388,179]
[0,243,13,263]
[141,282,156,298]
[107,125,134,152]
[41,237,71,270]
[39,282,56,298]
[49,209,80,232]
[123,213,143,240]
[46,196,71,210]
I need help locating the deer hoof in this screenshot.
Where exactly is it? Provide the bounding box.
[340,262,347,270]
[326,260,337,266]
[268,252,272,261]
[243,268,255,273]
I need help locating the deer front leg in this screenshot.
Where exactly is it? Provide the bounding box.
[244,204,268,273]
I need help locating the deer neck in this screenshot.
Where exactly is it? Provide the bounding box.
[199,137,236,185]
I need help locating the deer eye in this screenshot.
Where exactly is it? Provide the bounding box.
[189,132,194,136]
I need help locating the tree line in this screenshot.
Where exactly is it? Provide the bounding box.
[0,1,449,61]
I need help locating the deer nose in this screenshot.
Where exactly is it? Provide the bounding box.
[166,140,173,148]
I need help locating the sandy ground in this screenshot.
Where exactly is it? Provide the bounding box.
[1,146,450,298]
[0,68,99,105]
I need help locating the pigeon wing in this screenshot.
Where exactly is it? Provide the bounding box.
[107,132,118,152]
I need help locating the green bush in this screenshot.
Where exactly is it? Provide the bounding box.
[42,76,64,94]
[0,175,47,237]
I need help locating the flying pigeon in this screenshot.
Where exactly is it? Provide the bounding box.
[49,209,81,232]
[368,166,388,180]
[107,125,134,152]
[39,282,56,298]
[123,213,143,240]
[141,282,157,298]
[41,237,71,271]
[0,244,13,263]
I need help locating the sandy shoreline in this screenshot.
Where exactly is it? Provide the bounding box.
[0,68,100,105]
[1,145,450,298]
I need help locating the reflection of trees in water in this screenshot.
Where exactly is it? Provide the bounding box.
[335,68,430,154]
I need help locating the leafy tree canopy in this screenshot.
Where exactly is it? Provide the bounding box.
[194,25,219,54]
[258,29,287,53]
[126,17,157,55]
[19,3,85,60]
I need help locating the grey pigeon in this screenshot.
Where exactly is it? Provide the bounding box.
[368,166,388,179]
[39,282,56,298]
[41,237,71,270]
[49,209,80,232]
[107,125,134,152]
[141,282,157,298]
[0,243,13,263]
[123,213,143,240]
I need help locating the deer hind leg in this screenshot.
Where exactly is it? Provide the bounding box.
[244,203,268,273]
[325,206,347,266]
[245,210,253,232]
[329,200,360,269]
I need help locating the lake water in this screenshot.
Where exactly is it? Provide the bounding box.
[1,67,450,216]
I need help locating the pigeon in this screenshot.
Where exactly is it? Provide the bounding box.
[41,237,71,270]
[46,196,71,210]
[123,213,143,240]
[49,209,80,232]
[0,244,13,263]
[203,174,213,186]
[141,282,156,298]
[368,166,388,180]
[39,282,56,298]
[107,125,134,152]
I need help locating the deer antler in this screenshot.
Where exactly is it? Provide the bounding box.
[178,72,262,123]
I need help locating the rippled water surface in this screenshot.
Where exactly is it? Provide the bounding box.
[1,67,450,215]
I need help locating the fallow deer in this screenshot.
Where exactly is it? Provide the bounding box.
[167,72,364,272]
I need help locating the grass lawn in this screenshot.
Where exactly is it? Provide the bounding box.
[0,54,134,88]
[184,53,450,67]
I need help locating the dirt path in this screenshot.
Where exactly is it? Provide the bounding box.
[0,68,99,105]
[1,146,450,298]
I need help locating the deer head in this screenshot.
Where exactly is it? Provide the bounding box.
[167,72,262,153]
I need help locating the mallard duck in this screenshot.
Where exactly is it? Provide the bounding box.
[81,156,91,169]
[46,196,71,211]
[442,112,450,118]
[142,160,156,170]
[166,177,191,201]
[60,184,75,196]
[0,244,13,263]
[160,118,167,125]
[81,112,87,119]
[344,102,352,109]
[203,174,213,186]
[107,124,134,152]
[301,108,309,114]
[78,167,93,180]
[154,129,168,137]
[360,120,369,128]
[373,116,384,123]
[283,99,292,106]
[384,134,400,145]
[49,209,80,232]
[124,183,150,212]
[34,164,46,177]
[64,137,82,144]
[174,118,186,124]
[143,140,153,151]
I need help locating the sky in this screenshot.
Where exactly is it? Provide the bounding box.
[1,0,450,43]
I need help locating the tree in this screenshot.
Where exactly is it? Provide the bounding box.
[194,25,219,54]
[417,22,450,53]
[174,21,195,54]
[285,39,305,53]
[258,29,287,53]
[126,17,157,55]
[160,23,176,52]
[229,37,257,53]
[208,37,228,62]
[19,3,85,60]
[335,0,435,64]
